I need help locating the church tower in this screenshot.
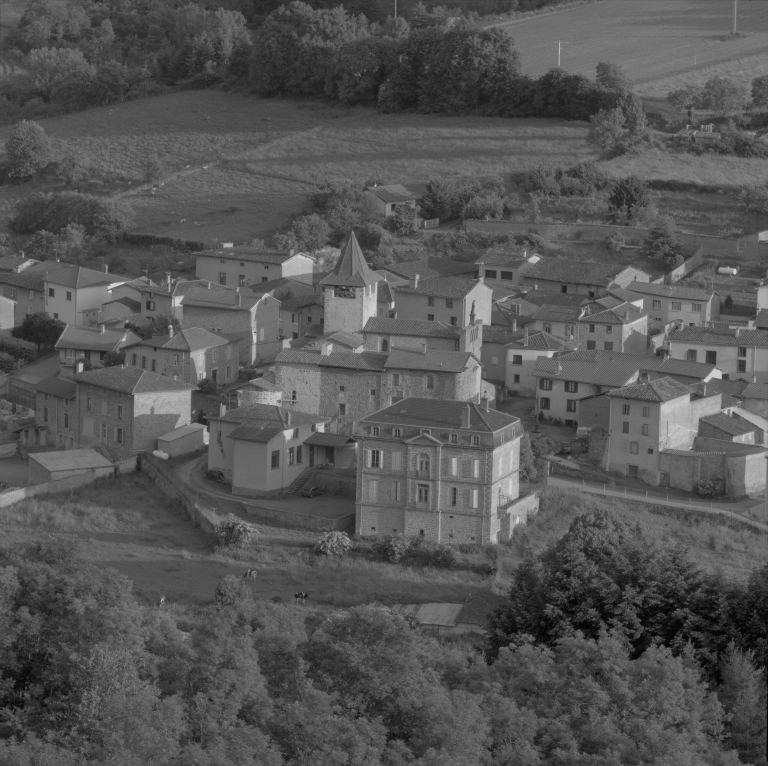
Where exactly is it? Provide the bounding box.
[320,231,378,336]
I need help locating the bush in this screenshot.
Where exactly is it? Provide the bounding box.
[0,353,16,374]
[371,534,409,563]
[314,530,353,557]
[214,574,252,607]
[198,377,217,395]
[214,514,256,549]
[696,478,724,498]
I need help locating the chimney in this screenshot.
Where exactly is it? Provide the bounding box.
[321,341,333,356]
[556,361,562,375]
[462,403,471,429]
[103,263,108,273]
[219,403,226,417]
[485,398,490,412]
[524,325,528,346]
[289,248,295,256]
[285,410,291,426]
[478,275,485,284]
[99,324,105,334]
[422,341,427,355]
[166,271,172,290]
[410,274,420,289]
[735,327,741,337]
[235,293,241,307]
[168,324,174,338]
[75,359,84,374]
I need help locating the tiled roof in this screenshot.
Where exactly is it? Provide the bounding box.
[44,264,117,289]
[482,326,526,344]
[280,294,323,312]
[325,331,364,349]
[627,281,713,301]
[219,402,325,441]
[742,382,768,400]
[523,259,635,286]
[363,317,461,339]
[181,288,259,310]
[700,412,756,436]
[506,330,569,351]
[579,303,644,325]
[527,304,583,323]
[320,231,376,288]
[608,286,645,303]
[275,348,322,365]
[385,348,471,373]
[753,309,768,329]
[395,277,480,300]
[0,256,38,271]
[594,295,624,309]
[366,184,417,203]
[0,270,45,291]
[172,279,228,298]
[386,257,477,280]
[196,248,295,264]
[605,376,692,402]
[320,351,388,371]
[34,376,76,399]
[516,291,590,308]
[107,296,141,311]
[163,328,232,352]
[362,398,521,434]
[669,326,768,347]
[475,250,528,266]
[55,325,140,352]
[73,366,195,394]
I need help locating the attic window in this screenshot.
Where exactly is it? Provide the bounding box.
[372,426,380,436]
[471,436,480,446]
[421,429,431,436]
[394,428,402,437]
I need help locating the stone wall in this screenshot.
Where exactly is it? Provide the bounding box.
[499,492,539,542]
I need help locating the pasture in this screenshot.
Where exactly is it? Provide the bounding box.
[502,0,768,83]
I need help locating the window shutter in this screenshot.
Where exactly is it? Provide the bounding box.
[365,450,371,468]
[451,457,457,476]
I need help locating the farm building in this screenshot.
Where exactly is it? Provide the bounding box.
[157,423,207,457]
[28,449,114,485]
[365,184,418,218]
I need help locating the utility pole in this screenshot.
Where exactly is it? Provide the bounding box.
[732,0,737,35]
[558,40,569,68]
[394,0,397,18]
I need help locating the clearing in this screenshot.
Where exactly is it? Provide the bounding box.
[499,0,768,83]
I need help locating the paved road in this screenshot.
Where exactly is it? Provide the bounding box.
[548,475,768,532]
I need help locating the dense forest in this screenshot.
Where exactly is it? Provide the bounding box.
[0,509,765,765]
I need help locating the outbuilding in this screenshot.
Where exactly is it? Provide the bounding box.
[157,423,207,457]
[28,449,114,485]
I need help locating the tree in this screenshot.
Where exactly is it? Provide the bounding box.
[389,204,416,235]
[214,514,256,549]
[668,85,702,121]
[143,156,164,182]
[420,178,459,221]
[751,74,768,110]
[739,184,768,215]
[314,530,353,557]
[0,353,16,374]
[700,77,748,114]
[644,216,683,267]
[595,61,629,92]
[618,91,647,134]
[718,644,767,764]
[586,107,625,150]
[273,213,330,252]
[608,175,650,221]
[198,377,217,395]
[518,433,538,483]
[4,120,52,179]
[102,349,126,367]
[12,312,64,350]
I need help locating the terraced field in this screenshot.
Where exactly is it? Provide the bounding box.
[501,0,768,83]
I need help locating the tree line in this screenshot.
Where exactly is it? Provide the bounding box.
[0,532,764,766]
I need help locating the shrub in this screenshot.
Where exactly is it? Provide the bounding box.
[696,478,724,498]
[214,514,256,549]
[214,574,252,607]
[198,377,217,395]
[606,232,625,254]
[314,530,353,557]
[371,534,409,563]
[0,353,16,374]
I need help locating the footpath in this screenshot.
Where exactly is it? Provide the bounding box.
[548,475,768,533]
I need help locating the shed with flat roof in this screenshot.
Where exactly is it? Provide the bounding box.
[157,422,207,457]
[29,449,114,485]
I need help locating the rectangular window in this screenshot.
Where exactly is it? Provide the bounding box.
[539,397,550,410]
[226,365,232,379]
[539,379,553,391]
[629,441,639,454]
[392,481,401,501]
[48,287,55,297]
[369,389,376,397]
[501,271,513,281]
[297,446,302,464]
[339,385,345,393]
[450,456,457,476]
[641,424,649,436]
[131,353,137,366]
[738,347,747,358]
[117,405,123,420]
[561,285,568,293]
[642,406,650,418]
[470,489,479,509]
[485,270,497,279]
[449,433,458,444]
[671,302,681,311]
[392,452,402,471]
[471,436,480,446]
[339,403,346,416]
[565,324,573,337]
[369,450,381,468]
[692,303,702,312]
[603,342,613,351]
[146,300,155,311]
[425,375,435,389]
[86,397,92,412]
[628,465,638,478]
[587,340,596,350]
[43,407,48,422]
[417,484,429,503]
[427,314,434,321]
[66,291,72,302]
[648,447,654,454]
[212,349,218,362]
[100,423,108,443]
[543,324,552,333]
[566,400,577,412]
[450,317,458,326]
[738,360,747,373]
[606,325,613,335]
[513,374,520,383]
[394,428,401,438]
[141,356,146,369]
[445,299,453,308]
[589,324,595,333]
[271,450,280,469]
[372,426,380,436]
[652,299,661,309]
[218,272,227,285]
[427,297,434,306]
[116,428,124,444]
[63,412,69,428]
[705,350,717,365]
[451,487,458,506]
[565,381,578,393]
[686,350,697,362]
[151,359,156,372]
[512,354,522,365]
[622,422,630,434]
[472,459,480,478]
[622,404,630,415]
[391,373,400,387]
[288,447,295,465]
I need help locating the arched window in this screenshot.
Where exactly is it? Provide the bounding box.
[418,453,430,473]
[381,339,389,352]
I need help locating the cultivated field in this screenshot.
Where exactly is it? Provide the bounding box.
[635,53,768,98]
[502,0,768,83]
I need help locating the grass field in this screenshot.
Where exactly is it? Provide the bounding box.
[501,0,768,83]
[635,53,768,98]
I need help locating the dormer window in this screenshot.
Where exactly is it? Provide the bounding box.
[394,428,401,437]
[471,436,480,446]
[449,433,458,443]
[372,426,380,436]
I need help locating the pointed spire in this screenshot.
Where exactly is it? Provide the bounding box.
[329,231,375,283]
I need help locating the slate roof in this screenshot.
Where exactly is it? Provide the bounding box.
[196,248,295,264]
[627,281,713,301]
[385,348,471,373]
[0,256,38,272]
[700,412,756,436]
[363,317,461,340]
[526,304,583,323]
[377,281,395,303]
[34,376,76,399]
[320,231,377,288]
[325,331,364,349]
[362,398,522,434]
[44,265,116,289]
[523,259,636,286]
[181,288,259,310]
[605,376,693,402]
[72,366,195,394]
[669,326,768,347]
[385,256,477,280]
[395,276,480,300]
[366,184,417,203]
[55,325,140,352]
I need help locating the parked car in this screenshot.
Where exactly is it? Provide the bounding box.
[302,486,324,498]
[559,442,572,455]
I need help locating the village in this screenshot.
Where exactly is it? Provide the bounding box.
[0,185,765,547]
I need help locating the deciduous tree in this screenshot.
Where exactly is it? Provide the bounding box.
[587,106,625,150]
[595,60,630,91]
[4,120,52,179]
[608,175,649,221]
[12,312,64,350]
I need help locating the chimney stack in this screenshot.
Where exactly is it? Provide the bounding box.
[235,293,241,307]
[166,272,172,290]
[103,263,109,273]
[100,324,105,334]
[485,398,490,412]
[462,403,471,429]
[410,274,420,289]
[168,324,174,338]
[285,410,291,426]
[422,341,427,355]
[524,325,529,346]
[75,359,84,374]
[321,341,333,356]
